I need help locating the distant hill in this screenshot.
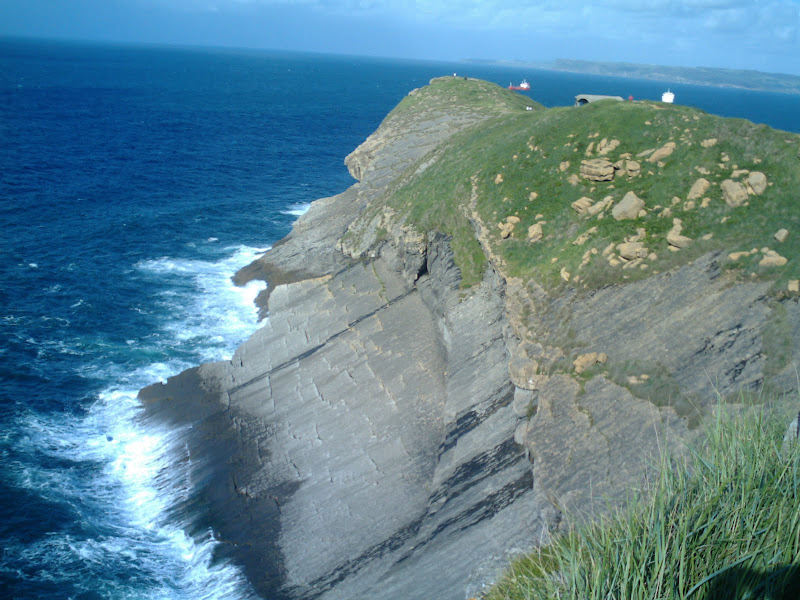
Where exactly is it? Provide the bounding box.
[466,58,800,95]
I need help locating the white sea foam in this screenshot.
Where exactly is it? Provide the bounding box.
[281,202,311,216]
[9,244,268,599]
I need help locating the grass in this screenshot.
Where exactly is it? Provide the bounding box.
[484,402,800,600]
[346,77,800,294]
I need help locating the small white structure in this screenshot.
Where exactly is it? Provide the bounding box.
[662,89,675,103]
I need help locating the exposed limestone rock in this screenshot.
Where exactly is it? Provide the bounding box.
[150,79,800,600]
[560,266,571,281]
[498,217,518,238]
[701,197,711,208]
[573,226,597,246]
[568,173,580,186]
[585,141,595,156]
[659,207,673,218]
[667,218,692,249]
[647,141,677,163]
[684,200,696,211]
[696,166,711,175]
[587,196,614,217]
[612,191,645,220]
[580,247,598,267]
[495,173,504,184]
[617,241,649,261]
[720,179,748,207]
[775,228,789,243]
[559,161,570,172]
[731,169,750,178]
[747,171,768,195]
[687,178,710,201]
[572,196,594,215]
[580,158,615,181]
[626,160,641,177]
[701,138,718,148]
[573,352,608,374]
[597,138,620,155]
[529,191,539,201]
[759,250,788,267]
[527,222,544,243]
[627,228,647,243]
[728,251,750,261]
[789,280,800,293]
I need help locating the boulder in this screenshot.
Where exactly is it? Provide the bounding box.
[747,171,768,195]
[527,222,544,243]
[588,196,614,217]
[687,178,710,200]
[572,197,594,214]
[667,218,692,249]
[498,220,515,238]
[626,160,641,177]
[572,226,597,246]
[597,138,621,156]
[720,179,748,208]
[580,158,615,181]
[559,161,570,172]
[617,241,649,261]
[573,352,608,374]
[701,138,718,148]
[759,250,788,267]
[647,141,677,163]
[775,228,789,243]
[612,191,645,220]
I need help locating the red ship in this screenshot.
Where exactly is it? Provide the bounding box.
[508,79,531,91]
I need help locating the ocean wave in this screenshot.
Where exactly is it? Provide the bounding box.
[280,202,311,216]
[3,244,267,599]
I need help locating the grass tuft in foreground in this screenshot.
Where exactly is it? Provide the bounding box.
[486,405,800,600]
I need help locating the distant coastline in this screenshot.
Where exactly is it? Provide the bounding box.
[464,58,800,95]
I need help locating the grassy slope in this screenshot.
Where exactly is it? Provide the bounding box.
[360,79,800,292]
[485,405,800,600]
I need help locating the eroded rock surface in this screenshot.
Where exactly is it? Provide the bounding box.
[140,79,800,600]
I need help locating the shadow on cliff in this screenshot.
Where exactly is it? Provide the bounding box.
[703,563,800,599]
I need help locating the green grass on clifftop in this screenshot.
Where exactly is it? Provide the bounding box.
[387,76,540,120]
[351,78,800,293]
[485,404,800,600]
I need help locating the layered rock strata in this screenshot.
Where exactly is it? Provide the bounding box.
[140,79,800,600]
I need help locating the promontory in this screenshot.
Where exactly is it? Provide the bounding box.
[139,76,800,599]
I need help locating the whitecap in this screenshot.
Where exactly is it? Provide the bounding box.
[280,202,311,216]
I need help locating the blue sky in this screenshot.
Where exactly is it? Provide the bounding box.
[2,0,799,75]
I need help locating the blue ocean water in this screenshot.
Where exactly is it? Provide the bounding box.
[0,38,797,599]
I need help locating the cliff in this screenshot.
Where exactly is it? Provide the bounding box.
[139,77,800,599]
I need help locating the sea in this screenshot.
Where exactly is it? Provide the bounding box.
[1,37,798,599]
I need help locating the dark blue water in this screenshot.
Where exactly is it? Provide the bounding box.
[1,38,797,599]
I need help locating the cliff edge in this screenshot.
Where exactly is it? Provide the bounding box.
[139,77,800,599]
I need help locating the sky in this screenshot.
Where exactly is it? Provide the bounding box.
[2,0,799,75]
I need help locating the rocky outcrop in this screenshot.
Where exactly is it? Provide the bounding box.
[580,158,615,181]
[140,79,800,600]
[612,191,645,220]
[721,179,749,207]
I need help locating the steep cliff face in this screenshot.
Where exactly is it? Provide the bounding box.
[140,77,800,599]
